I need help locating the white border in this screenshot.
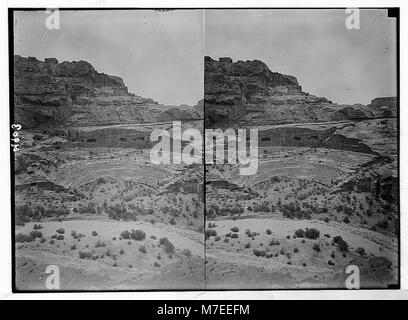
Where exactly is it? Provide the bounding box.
[0,0,406,300]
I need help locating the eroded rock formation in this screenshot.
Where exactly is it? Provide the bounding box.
[14,55,201,128]
[204,56,397,127]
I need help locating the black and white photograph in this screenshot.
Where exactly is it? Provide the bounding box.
[204,8,399,289]
[12,9,205,290]
[2,2,404,298]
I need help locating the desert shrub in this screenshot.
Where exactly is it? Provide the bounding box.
[131,229,146,241]
[33,224,43,230]
[253,248,267,257]
[71,244,77,250]
[159,237,175,253]
[40,237,46,243]
[16,233,34,243]
[356,247,366,256]
[224,238,229,243]
[119,249,125,255]
[312,244,321,252]
[215,236,221,241]
[154,262,161,267]
[269,239,280,246]
[95,240,106,248]
[205,229,217,239]
[169,217,176,225]
[281,202,311,220]
[56,228,65,234]
[30,230,43,239]
[293,247,299,253]
[343,216,350,224]
[294,229,305,238]
[139,245,147,253]
[225,233,232,238]
[182,249,192,257]
[231,226,239,232]
[304,228,320,239]
[79,251,93,259]
[245,243,251,248]
[92,230,98,237]
[120,230,131,239]
[49,239,55,245]
[266,229,272,235]
[56,235,64,240]
[333,236,349,252]
[208,222,217,228]
[231,234,239,239]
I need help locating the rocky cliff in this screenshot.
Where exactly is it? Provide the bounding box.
[204,56,397,127]
[14,55,201,128]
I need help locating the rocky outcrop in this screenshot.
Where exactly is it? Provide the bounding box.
[14,55,201,128]
[368,97,397,118]
[204,56,397,127]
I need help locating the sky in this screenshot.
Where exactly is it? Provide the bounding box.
[14,9,396,106]
[205,9,397,105]
[14,10,204,106]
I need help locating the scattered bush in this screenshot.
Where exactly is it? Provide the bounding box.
[205,229,217,239]
[121,230,131,239]
[139,245,147,253]
[333,236,349,252]
[30,230,43,239]
[266,229,272,235]
[92,230,98,237]
[253,248,267,257]
[56,228,65,234]
[95,240,106,248]
[79,251,93,259]
[294,229,305,238]
[231,226,239,233]
[305,228,320,239]
[312,244,321,252]
[16,233,34,243]
[159,237,175,253]
[130,229,146,241]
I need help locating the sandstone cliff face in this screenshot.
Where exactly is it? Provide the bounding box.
[204,57,397,127]
[205,56,331,127]
[14,55,201,128]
